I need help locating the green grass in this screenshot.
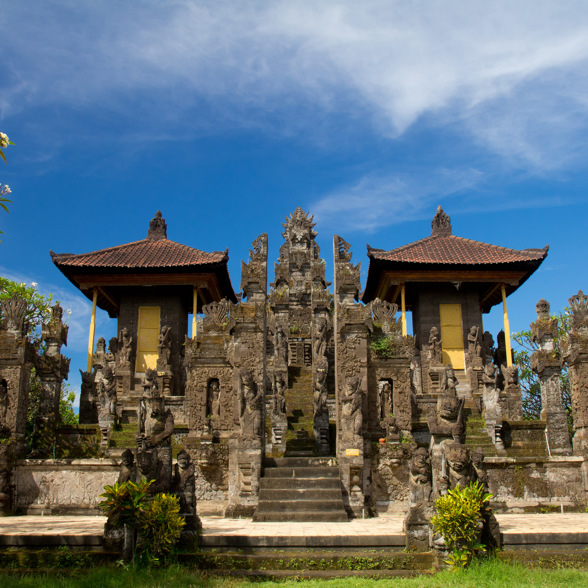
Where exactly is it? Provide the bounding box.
[2,559,588,587]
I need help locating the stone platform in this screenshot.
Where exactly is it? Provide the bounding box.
[0,513,587,551]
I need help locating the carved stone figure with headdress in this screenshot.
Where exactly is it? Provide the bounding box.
[341,376,363,442]
[98,365,117,425]
[440,366,458,396]
[378,380,392,422]
[157,325,172,371]
[313,316,327,360]
[118,328,133,365]
[118,448,140,484]
[438,443,475,495]
[236,368,261,439]
[274,324,288,365]
[313,356,328,418]
[428,392,464,443]
[173,450,196,517]
[409,447,432,505]
[428,327,442,365]
[273,376,287,417]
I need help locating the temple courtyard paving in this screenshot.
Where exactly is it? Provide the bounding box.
[0,513,587,550]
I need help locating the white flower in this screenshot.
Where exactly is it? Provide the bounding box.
[0,133,8,148]
[31,282,38,287]
[66,309,72,315]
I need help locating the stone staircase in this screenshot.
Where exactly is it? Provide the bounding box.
[253,457,349,522]
[285,366,315,456]
[463,405,498,457]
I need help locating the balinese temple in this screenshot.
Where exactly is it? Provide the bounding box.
[362,206,548,393]
[51,211,237,417]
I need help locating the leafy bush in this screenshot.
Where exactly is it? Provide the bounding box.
[431,480,493,568]
[369,334,396,358]
[138,493,185,565]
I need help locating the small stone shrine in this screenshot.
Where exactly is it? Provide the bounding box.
[0,206,586,554]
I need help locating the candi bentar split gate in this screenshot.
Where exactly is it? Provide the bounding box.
[1,206,588,550]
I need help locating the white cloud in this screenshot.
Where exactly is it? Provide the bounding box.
[3,1,588,167]
[311,167,484,232]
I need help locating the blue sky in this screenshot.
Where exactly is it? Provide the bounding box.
[1,1,588,406]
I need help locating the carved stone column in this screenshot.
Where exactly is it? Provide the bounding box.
[563,291,588,457]
[31,304,70,456]
[333,235,369,516]
[0,296,35,511]
[531,299,571,455]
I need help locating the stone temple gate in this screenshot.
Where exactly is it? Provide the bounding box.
[1,207,587,544]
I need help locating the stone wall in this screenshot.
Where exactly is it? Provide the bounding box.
[15,459,119,514]
[485,456,586,512]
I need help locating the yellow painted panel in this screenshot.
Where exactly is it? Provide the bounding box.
[137,306,161,373]
[439,303,464,369]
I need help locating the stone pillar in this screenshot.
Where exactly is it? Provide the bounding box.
[0,296,35,512]
[333,235,369,516]
[31,304,70,456]
[531,299,572,455]
[226,234,268,517]
[563,291,588,457]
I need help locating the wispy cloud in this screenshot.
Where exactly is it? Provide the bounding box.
[311,167,484,232]
[3,1,588,169]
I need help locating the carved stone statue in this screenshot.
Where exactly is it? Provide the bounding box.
[236,369,261,440]
[428,327,442,365]
[482,331,495,363]
[208,379,221,418]
[440,366,458,396]
[313,356,328,418]
[341,376,363,443]
[274,324,288,365]
[438,443,474,495]
[118,449,140,484]
[138,369,174,449]
[118,328,133,365]
[273,376,287,416]
[98,366,117,425]
[79,369,97,424]
[467,326,483,368]
[313,317,327,359]
[428,392,464,443]
[409,447,432,505]
[378,380,392,422]
[173,450,197,523]
[157,325,172,370]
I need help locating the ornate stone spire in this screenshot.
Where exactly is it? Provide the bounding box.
[431,205,452,236]
[147,211,167,240]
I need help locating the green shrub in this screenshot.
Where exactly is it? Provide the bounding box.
[138,493,185,565]
[431,480,493,568]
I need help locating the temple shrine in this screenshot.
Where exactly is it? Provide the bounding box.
[1,206,587,552]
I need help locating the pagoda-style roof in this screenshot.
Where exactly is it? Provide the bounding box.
[51,211,237,316]
[362,206,548,312]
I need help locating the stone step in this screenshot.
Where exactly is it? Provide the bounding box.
[253,511,349,522]
[264,457,336,467]
[263,466,340,478]
[260,477,342,490]
[255,500,348,514]
[259,488,343,501]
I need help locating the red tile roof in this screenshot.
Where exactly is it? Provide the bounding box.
[368,235,548,266]
[51,238,228,269]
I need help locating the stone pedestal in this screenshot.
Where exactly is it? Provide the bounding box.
[226,437,262,517]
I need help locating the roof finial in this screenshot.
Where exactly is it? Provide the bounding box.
[147,210,167,240]
[431,205,452,236]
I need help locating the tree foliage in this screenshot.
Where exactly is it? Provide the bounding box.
[1,277,77,427]
[512,309,571,423]
[0,131,13,238]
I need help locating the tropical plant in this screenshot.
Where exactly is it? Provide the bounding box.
[99,479,153,563]
[431,480,493,568]
[137,493,185,565]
